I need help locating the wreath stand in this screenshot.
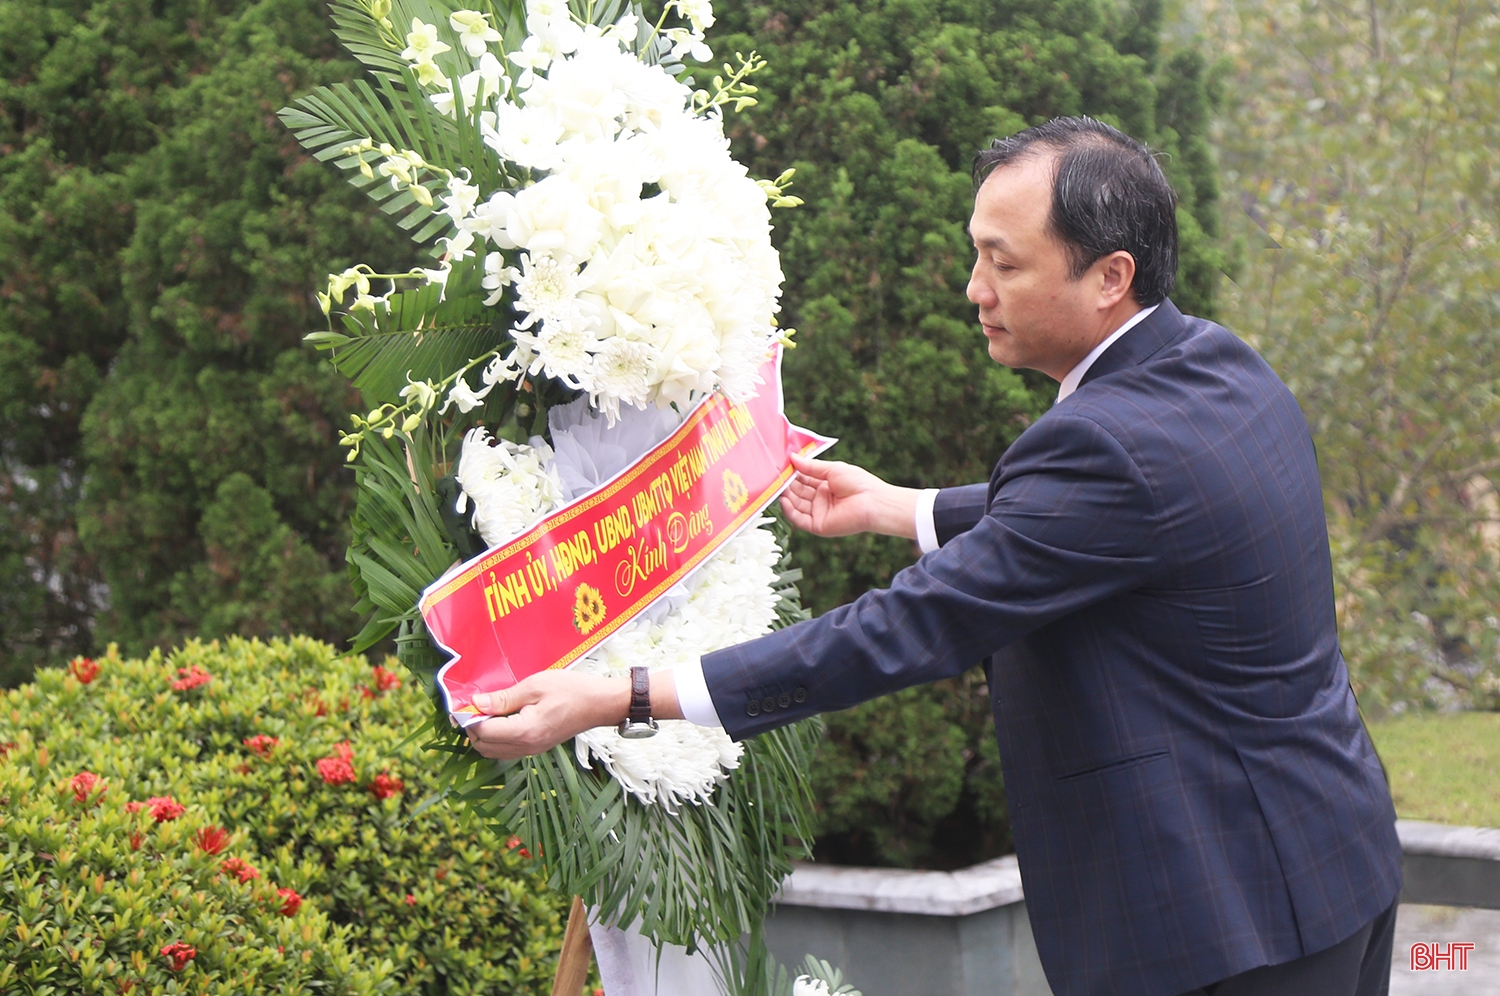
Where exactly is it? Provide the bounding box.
[551,896,594,996]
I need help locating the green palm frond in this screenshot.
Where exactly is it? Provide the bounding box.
[305,255,508,407]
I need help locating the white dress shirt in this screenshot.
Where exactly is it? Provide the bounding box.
[672,304,1159,727]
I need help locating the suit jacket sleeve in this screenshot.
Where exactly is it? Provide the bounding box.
[933,482,989,546]
[703,413,1163,739]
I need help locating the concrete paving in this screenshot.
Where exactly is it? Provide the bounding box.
[1390,904,1500,995]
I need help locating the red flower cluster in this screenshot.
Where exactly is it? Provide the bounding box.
[70,770,106,803]
[195,825,229,856]
[369,772,404,800]
[170,666,212,691]
[277,887,302,917]
[372,665,402,693]
[404,893,417,906]
[126,795,185,822]
[69,656,99,684]
[316,742,355,785]
[160,942,196,971]
[505,835,532,859]
[242,734,279,757]
[221,857,260,883]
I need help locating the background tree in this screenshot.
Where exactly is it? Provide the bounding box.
[0,0,415,684]
[1202,0,1500,713]
[712,0,1226,865]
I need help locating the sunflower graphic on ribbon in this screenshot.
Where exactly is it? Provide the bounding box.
[573,583,606,635]
[722,469,749,514]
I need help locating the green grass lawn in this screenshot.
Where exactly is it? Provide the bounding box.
[1367,711,1500,828]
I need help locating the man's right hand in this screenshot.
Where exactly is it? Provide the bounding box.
[778,452,921,539]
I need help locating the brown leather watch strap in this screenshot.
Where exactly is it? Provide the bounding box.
[628,666,652,725]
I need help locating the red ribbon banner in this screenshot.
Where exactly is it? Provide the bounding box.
[421,345,834,720]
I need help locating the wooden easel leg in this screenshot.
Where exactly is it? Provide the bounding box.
[551,895,595,996]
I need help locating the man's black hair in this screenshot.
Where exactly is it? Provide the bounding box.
[973,117,1178,307]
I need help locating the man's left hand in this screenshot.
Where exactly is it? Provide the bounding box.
[463,669,684,760]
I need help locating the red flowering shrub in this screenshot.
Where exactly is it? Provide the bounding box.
[277,887,303,917]
[316,742,356,785]
[159,942,196,971]
[70,770,105,803]
[126,795,185,822]
[1,637,573,995]
[222,857,260,883]
[170,665,212,691]
[243,734,279,757]
[372,665,402,693]
[196,825,230,855]
[369,772,404,800]
[69,656,99,684]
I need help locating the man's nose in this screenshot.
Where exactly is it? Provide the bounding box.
[966,266,993,307]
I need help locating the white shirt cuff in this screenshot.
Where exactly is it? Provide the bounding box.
[914,488,941,554]
[670,659,724,728]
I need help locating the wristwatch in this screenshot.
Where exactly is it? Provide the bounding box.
[618,666,659,739]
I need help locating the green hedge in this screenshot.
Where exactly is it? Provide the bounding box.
[0,637,573,995]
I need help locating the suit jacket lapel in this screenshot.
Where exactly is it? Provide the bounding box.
[1077,298,1188,389]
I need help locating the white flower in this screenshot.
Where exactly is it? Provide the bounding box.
[793,978,833,996]
[398,375,437,412]
[484,98,567,172]
[668,0,715,33]
[402,18,451,62]
[525,50,629,143]
[454,429,564,546]
[469,191,520,249]
[431,55,505,117]
[512,252,583,328]
[530,318,597,389]
[441,371,494,414]
[482,252,520,306]
[438,227,477,261]
[449,9,502,58]
[663,26,712,64]
[591,335,658,421]
[401,19,451,85]
[507,174,605,259]
[442,174,481,223]
[602,11,639,44]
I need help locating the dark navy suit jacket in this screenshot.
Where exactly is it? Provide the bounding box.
[700,300,1402,996]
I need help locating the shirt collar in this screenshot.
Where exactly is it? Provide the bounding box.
[1055,303,1159,404]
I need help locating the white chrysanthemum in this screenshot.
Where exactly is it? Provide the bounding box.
[513,252,584,327]
[528,317,597,390]
[454,429,564,546]
[590,336,657,422]
[571,519,782,808]
[793,977,833,996]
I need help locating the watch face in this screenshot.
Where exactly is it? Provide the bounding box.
[618,720,659,740]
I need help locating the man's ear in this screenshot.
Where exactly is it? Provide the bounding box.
[1096,251,1137,309]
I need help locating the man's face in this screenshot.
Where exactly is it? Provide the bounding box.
[966,155,1109,381]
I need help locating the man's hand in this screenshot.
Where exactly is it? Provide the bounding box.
[779,452,920,539]
[463,669,684,760]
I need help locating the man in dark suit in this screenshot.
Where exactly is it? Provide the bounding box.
[465,117,1403,996]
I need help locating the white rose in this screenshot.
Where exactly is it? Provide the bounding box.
[507,174,605,259]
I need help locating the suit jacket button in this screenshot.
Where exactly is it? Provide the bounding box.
[746,701,760,717]
[762,697,776,713]
[793,687,807,703]
[777,691,791,709]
